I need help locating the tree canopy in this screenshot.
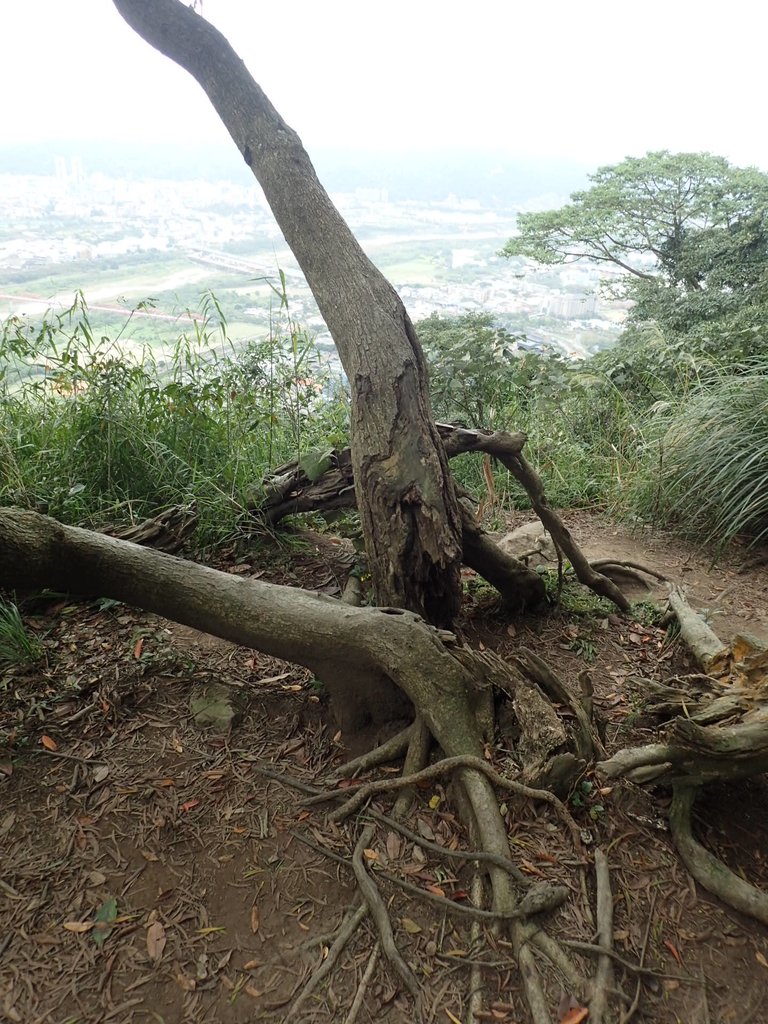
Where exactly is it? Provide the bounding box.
[504,151,768,339]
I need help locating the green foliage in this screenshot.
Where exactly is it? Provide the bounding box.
[627,360,768,551]
[504,151,768,350]
[0,291,349,545]
[0,599,44,671]
[416,312,622,509]
[416,312,528,426]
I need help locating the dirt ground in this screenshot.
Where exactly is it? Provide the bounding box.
[2,511,768,1024]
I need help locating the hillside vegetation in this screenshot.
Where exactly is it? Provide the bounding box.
[2,150,767,555]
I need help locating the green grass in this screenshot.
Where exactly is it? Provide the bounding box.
[0,292,349,548]
[628,361,768,551]
[0,599,44,671]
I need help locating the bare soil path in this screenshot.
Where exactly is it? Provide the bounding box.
[2,513,767,1024]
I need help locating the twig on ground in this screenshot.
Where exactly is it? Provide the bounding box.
[344,941,380,1024]
[284,903,369,1021]
[619,889,655,1024]
[589,849,614,1024]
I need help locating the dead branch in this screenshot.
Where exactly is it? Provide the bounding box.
[516,647,606,762]
[667,584,729,672]
[100,503,198,553]
[589,849,614,1024]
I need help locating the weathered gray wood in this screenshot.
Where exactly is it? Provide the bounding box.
[112,0,463,625]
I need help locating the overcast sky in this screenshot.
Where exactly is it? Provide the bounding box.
[3,0,766,171]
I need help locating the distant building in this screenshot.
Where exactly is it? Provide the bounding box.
[547,293,597,319]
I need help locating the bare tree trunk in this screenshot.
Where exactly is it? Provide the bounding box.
[0,508,478,740]
[110,0,463,625]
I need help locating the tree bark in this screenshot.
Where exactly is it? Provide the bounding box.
[0,508,480,739]
[110,0,462,626]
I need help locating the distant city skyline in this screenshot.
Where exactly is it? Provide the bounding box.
[3,1,767,172]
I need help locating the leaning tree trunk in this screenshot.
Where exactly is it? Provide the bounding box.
[0,508,477,740]
[111,0,462,627]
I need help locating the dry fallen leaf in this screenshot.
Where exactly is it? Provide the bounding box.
[559,1009,589,1024]
[663,938,683,964]
[63,921,93,933]
[250,905,260,933]
[756,950,768,969]
[146,920,167,962]
[41,735,58,751]
[175,970,196,992]
[401,917,422,935]
[385,832,401,861]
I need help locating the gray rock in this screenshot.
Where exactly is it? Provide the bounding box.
[189,682,241,733]
[497,522,557,566]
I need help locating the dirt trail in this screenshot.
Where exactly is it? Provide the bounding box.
[1,514,767,1024]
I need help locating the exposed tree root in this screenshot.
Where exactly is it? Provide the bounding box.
[329,725,413,779]
[327,754,584,850]
[589,558,669,584]
[284,902,369,1021]
[467,871,485,1024]
[589,849,614,1024]
[364,807,529,882]
[351,822,421,1003]
[600,593,768,929]
[669,785,768,926]
[344,941,380,1024]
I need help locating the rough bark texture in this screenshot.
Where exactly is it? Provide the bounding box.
[0,508,479,741]
[111,0,462,626]
[254,430,547,611]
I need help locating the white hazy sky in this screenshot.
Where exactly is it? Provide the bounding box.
[3,0,766,170]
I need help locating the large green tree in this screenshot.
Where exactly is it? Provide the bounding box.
[504,151,768,338]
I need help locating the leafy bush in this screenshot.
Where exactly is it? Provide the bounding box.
[0,291,349,546]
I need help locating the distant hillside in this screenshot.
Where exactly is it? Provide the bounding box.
[0,142,589,206]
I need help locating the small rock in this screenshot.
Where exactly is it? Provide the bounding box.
[189,682,241,733]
